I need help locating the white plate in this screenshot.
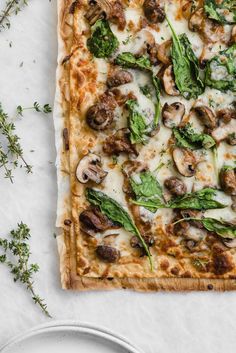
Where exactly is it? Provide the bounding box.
[0,321,144,353]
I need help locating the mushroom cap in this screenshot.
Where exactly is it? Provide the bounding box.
[172,147,197,177]
[157,39,172,65]
[222,238,236,248]
[76,153,107,184]
[194,105,217,129]
[161,65,179,96]
[162,102,185,128]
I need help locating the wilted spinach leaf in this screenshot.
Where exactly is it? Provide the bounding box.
[204,0,236,24]
[87,19,119,58]
[126,99,148,144]
[166,17,204,99]
[130,171,164,212]
[115,52,152,70]
[205,44,236,92]
[167,188,227,210]
[86,188,153,269]
[173,123,216,150]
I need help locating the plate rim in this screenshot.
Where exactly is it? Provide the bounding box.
[0,320,144,353]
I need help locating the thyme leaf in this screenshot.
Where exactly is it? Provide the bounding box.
[0,222,51,317]
[0,0,29,31]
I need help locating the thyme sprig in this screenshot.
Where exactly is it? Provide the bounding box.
[0,0,28,31]
[0,103,32,182]
[17,102,52,117]
[0,222,51,317]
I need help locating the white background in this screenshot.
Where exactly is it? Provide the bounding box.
[0,1,236,352]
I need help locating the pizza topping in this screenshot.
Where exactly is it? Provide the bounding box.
[156,39,172,65]
[172,147,197,177]
[188,8,203,32]
[143,0,165,24]
[107,70,133,88]
[212,250,234,275]
[204,0,236,25]
[164,177,187,196]
[220,166,236,195]
[194,106,217,129]
[86,92,117,130]
[168,188,227,210]
[160,65,179,96]
[85,0,126,30]
[217,108,236,123]
[162,102,185,128]
[130,234,155,255]
[103,128,138,156]
[76,153,108,184]
[227,132,236,145]
[230,25,236,44]
[87,19,119,58]
[205,44,236,92]
[166,17,204,99]
[211,119,236,143]
[86,188,153,268]
[115,52,152,71]
[173,123,216,150]
[79,206,118,236]
[96,245,120,263]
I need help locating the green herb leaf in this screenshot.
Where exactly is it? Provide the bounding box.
[167,188,227,210]
[205,44,236,92]
[126,99,148,144]
[87,19,119,58]
[173,123,216,150]
[86,188,153,269]
[0,222,51,317]
[130,171,164,212]
[115,52,152,70]
[0,0,29,31]
[166,17,204,99]
[204,0,236,24]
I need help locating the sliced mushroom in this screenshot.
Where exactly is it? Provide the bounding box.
[79,206,118,236]
[129,29,156,57]
[164,177,187,196]
[230,25,236,45]
[107,70,133,88]
[220,167,236,196]
[194,106,217,130]
[85,0,126,30]
[181,0,193,20]
[162,102,185,128]
[122,160,148,194]
[157,39,172,65]
[217,108,236,124]
[130,234,155,249]
[172,147,197,177]
[76,153,107,184]
[180,209,204,229]
[143,0,165,23]
[211,120,236,143]
[188,8,203,32]
[86,92,117,131]
[103,128,138,156]
[161,65,179,96]
[96,245,120,262]
[227,132,236,146]
[222,238,236,249]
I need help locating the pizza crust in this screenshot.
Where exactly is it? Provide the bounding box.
[55,0,236,291]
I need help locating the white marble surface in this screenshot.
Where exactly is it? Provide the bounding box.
[0,1,236,352]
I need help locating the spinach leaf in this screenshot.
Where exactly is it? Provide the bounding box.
[115,53,161,128]
[177,216,236,239]
[173,123,216,150]
[201,218,236,238]
[130,171,164,212]
[126,99,148,144]
[87,19,119,58]
[205,44,236,92]
[166,17,204,99]
[140,85,152,98]
[115,52,152,71]
[152,75,162,127]
[204,0,236,24]
[167,188,227,210]
[86,188,153,269]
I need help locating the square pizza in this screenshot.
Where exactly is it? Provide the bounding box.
[54,0,236,291]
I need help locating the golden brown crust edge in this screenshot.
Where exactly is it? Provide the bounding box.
[56,0,236,292]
